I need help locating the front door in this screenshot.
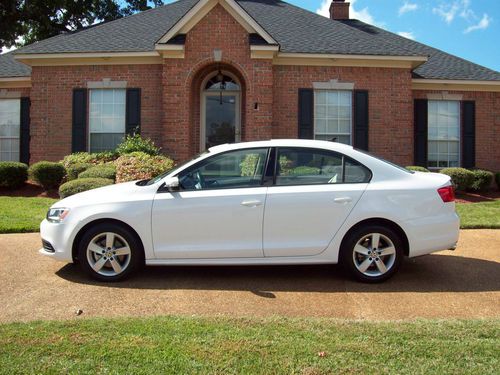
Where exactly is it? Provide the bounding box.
[202,92,241,150]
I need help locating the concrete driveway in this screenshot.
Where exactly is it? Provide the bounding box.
[0,230,499,323]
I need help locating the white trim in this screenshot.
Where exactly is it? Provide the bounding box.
[413,78,500,86]
[250,45,279,52]
[155,44,185,51]
[0,77,31,83]
[14,51,159,59]
[87,79,127,89]
[278,53,428,62]
[313,79,354,90]
[426,92,463,101]
[156,0,277,46]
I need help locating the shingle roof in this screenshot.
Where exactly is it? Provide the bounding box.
[0,52,31,78]
[1,0,498,81]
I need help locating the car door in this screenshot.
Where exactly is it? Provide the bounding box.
[152,147,270,259]
[263,147,371,257]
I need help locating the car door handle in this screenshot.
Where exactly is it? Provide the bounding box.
[241,200,263,207]
[334,197,353,204]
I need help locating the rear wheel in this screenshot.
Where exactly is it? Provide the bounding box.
[77,223,143,282]
[341,225,403,283]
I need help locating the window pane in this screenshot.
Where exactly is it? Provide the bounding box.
[89,89,126,152]
[0,99,21,162]
[276,147,343,186]
[179,148,268,190]
[427,100,460,168]
[344,158,371,183]
[314,91,352,145]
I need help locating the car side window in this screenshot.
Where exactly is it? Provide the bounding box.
[275,147,371,186]
[178,148,269,190]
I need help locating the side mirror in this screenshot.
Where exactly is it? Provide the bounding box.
[164,176,180,192]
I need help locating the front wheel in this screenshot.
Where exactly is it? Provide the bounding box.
[341,225,404,283]
[77,223,143,282]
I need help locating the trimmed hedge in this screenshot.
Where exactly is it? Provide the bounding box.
[0,162,28,189]
[29,161,66,190]
[61,152,118,169]
[59,178,114,198]
[78,165,116,181]
[406,166,430,173]
[115,152,175,183]
[439,167,475,192]
[66,163,93,181]
[496,172,500,191]
[116,134,161,156]
[469,169,494,192]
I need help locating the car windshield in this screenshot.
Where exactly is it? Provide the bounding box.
[355,149,414,174]
[145,150,210,185]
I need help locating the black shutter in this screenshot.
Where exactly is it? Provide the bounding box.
[353,90,369,150]
[298,89,314,139]
[414,99,428,167]
[72,88,87,153]
[19,97,30,164]
[126,88,141,135]
[462,101,475,168]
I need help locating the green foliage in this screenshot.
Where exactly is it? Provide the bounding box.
[440,167,475,192]
[114,152,174,183]
[78,165,116,181]
[59,178,114,199]
[406,166,430,173]
[28,162,66,190]
[0,162,28,189]
[240,154,260,177]
[65,163,93,181]
[115,134,161,156]
[290,166,320,176]
[496,172,500,191]
[61,152,118,169]
[469,169,494,192]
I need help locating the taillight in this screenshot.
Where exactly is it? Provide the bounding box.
[438,186,455,203]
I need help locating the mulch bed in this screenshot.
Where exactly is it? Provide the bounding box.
[0,181,59,199]
[455,191,500,204]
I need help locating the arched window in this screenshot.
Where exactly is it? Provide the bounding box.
[205,74,240,91]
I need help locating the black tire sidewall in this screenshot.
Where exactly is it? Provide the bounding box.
[77,223,143,282]
[341,225,403,283]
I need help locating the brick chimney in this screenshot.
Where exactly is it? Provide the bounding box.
[330,0,350,20]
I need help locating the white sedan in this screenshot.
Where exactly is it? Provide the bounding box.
[40,140,459,283]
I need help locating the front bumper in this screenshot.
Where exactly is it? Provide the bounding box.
[39,219,74,262]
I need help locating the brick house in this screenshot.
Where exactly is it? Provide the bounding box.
[0,0,499,171]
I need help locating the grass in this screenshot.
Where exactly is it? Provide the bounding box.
[0,316,498,374]
[457,200,500,229]
[0,197,57,233]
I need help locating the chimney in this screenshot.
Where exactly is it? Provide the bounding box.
[330,0,350,20]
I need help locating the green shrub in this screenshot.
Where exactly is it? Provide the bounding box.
[240,154,260,177]
[115,134,161,156]
[115,152,175,183]
[61,152,118,169]
[469,169,494,192]
[496,173,500,191]
[406,166,430,173]
[59,178,114,198]
[78,165,116,181]
[66,163,93,181]
[291,166,320,176]
[29,162,66,190]
[439,167,475,192]
[0,162,28,189]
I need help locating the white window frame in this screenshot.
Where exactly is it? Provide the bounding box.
[88,88,126,153]
[427,100,461,169]
[0,98,21,162]
[313,90,353,146]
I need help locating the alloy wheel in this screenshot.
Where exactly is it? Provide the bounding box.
[86,232,132,277]
[352,232,397,277]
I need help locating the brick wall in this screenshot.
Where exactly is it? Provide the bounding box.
[29,64,162,162]
[413,90,500,172]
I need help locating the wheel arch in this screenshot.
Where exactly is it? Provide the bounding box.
[340,218,410,257]
[72,218,145,262]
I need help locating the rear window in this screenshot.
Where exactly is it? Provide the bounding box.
[355,149,414,174]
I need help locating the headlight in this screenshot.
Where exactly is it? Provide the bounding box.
[46,208,70,223]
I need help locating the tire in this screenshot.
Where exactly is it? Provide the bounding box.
[77,222,144,282]
[340,225,404,283]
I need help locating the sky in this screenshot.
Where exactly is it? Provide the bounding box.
[2,0,499,72]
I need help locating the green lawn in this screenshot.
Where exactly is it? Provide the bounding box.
[0,196,498,233]
[456,200,500,229]
[0,317,498,374]
[0,197,57,233]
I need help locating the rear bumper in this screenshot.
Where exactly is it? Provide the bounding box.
[404,211,460,258]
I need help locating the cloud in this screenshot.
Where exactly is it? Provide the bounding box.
[397,31,415,40]
[1,46,17,54]
[464,13,491,33]
[398,1,418,16]
[316,0,384,27]
[433,1,462,24]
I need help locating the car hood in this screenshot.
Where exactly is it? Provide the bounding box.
[52,181,142,209]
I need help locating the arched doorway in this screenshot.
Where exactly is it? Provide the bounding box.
[200,70,241,150]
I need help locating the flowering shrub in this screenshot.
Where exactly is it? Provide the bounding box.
[115,152,175,183]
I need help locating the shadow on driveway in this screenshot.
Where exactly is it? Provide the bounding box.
[56,254,500,294]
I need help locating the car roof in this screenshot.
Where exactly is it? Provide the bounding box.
[208,139,355,153]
